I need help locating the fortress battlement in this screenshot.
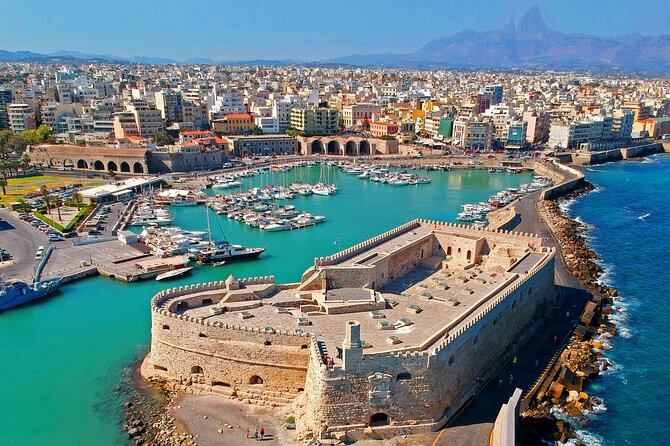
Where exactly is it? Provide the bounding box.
[142,220,558,440]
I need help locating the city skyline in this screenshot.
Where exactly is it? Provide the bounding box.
[1,0,669,62]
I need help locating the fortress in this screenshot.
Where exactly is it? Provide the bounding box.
[142,219,557,440]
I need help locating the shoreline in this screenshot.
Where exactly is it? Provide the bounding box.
[521,179,620,444]
[119,360,196,446]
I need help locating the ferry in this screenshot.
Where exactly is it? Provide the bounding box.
[0,277,62,311]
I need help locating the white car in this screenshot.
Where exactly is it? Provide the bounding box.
[48,234,65,242]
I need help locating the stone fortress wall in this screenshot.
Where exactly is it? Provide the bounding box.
[142,220,556,439]
[294,248,556,439]
[143,277,312,405]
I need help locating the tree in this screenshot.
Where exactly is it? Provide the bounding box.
[35,124,54,143]
[40,185,50,215]
[71,190,83,211]
[251,126,263,135]
[154,131,175,146]
[51,195,62,222]
[108,169,117,181]
[0,177,6,196]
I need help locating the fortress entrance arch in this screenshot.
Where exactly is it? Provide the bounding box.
[133,162,144,173]
[77,160,88,169]
[93,160,104,170]
[120,162,130,173]
[370,413,389,426]
[107,161,118,172]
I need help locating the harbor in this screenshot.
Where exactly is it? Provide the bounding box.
[0,161,538,446]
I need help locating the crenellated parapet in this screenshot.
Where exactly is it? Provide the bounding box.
[317,220,421,266]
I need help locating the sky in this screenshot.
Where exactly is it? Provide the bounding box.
[0,0,668,61]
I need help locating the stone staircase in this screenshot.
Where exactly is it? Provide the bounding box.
[235,386,301,407]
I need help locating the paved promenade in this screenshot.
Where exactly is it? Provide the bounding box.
[431,181,589,445]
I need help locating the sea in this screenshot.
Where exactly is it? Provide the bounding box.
[0,165,534,446]
[555,153,670,446]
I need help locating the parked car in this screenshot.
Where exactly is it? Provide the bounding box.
[48,234,65,242]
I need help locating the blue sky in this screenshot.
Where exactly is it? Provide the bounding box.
[1,0,668,61]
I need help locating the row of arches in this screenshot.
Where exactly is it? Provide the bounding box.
[48,157,144,173]
[309,139,371,156]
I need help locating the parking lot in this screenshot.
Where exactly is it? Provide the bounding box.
[0,209,50,282]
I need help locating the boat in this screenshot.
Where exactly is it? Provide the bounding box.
[170,197,197,206]
[155,266,193,281]
[195,242,265,264]
[212,180,242,188]
[0,277,62,311]
[262,220,293,231]
[212,261,226,267]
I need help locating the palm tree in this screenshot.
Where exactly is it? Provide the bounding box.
[40,185,50,215]
[72,190,82,211]
[53,196,62,222]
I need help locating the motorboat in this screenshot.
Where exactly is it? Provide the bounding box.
[155,266,193,281]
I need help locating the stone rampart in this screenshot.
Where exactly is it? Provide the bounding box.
[145,276,312,402]
[317,220,421,267]
[294,251,556,440]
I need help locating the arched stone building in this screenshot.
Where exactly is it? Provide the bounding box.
[297,136,398,156]
[27,144,149,174]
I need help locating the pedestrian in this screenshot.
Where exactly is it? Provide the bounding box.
[535,359,539,368]
[260,427,265,440]
[553,335,557,343]
[254,427,259,440]
[246,427,250,438]
[499,379,503,387]
[509,374,513,384]
[512,355,518,365]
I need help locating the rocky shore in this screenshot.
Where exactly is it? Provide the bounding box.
[522,182,619,444]
[119,360,197,446]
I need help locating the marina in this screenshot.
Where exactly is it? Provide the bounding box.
[0,164,534,446]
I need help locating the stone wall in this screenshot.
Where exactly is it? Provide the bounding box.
[294,252,557,439]
[144,279,311,402]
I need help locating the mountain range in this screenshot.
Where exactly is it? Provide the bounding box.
[1,7,669,73]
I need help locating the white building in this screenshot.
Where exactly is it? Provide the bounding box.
[254,116,279,134]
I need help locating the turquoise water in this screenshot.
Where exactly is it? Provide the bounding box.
[562,154,670,445]
[0,166,532,446]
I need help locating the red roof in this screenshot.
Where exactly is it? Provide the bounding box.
[180,130,213,136]
[224,113,252,120]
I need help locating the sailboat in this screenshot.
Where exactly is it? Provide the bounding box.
[195,206,265,264]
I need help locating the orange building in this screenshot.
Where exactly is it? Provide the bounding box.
[370,122,399,138]
[211,113,255,135]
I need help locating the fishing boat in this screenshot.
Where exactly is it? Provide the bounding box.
[155,266,193,281]
[0,277,62,311]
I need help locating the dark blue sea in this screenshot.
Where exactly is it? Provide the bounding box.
[558,153,670,445]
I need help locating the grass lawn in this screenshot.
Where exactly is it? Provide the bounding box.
[1,175,105,207]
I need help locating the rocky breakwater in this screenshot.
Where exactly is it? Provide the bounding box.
[522,184,618,443]
[118,361,197,446]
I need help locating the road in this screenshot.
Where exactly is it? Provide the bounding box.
[431,189,590,446]
[0,209,50,281]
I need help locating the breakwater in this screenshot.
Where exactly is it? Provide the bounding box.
[570,142,668,165]
[520,183,619,444]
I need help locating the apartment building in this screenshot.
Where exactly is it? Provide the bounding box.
[290,107,339,135]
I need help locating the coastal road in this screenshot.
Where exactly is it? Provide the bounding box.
[0,209,49,282]
[431,191,590,446]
